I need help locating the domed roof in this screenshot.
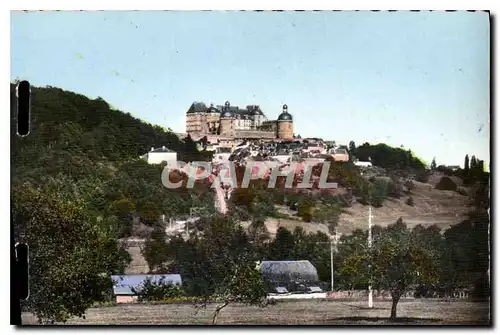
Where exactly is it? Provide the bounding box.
[221,101,234,118]
[278,104,293,121]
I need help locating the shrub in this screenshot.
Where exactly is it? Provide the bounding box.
[387,178,404,198]
[437,165,454,176]
[297,197,315,221]
[371,179,389,207]
[132,277,185,302]
[415,169,431,183]
[436,176,457,191]
[405,196,414,206]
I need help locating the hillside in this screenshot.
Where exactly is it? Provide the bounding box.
[10,84,487,278]
[11,84,215,240]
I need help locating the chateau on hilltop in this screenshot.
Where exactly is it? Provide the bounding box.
[185,101,294,143]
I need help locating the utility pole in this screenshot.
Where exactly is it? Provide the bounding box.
[330,238,334,291]
[317,228,338,292]
[368,201,373,308]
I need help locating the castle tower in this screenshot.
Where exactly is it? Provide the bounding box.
[219,101,235,137]
[277,104,293,140]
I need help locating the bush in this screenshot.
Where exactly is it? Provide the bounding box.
[297,197,315,221]
[437,165,454,176]
[371,179,389,207]
[436,176,457,191]
[132,277,185,302]
[415,169,431,183]
[387,178,404,198]
[405,196,414,206]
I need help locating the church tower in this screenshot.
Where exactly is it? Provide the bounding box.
[277,104,293,140]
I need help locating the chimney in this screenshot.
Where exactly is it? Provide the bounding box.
[151,147,154,151]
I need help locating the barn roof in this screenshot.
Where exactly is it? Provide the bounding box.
[259,260,319,284]
[111,274,182,295]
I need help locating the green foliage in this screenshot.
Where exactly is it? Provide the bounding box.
[131,278,185,302]
[443,210,490,292]
[248,217,270,246]
[159,215,267,324]
[141,223,169,273]
[297,197,315,222]
[268,227,296,260]
[371,178,389,207]
[11,84,214,237]
[338,219,441,319]
[430,157,437,170]
[355,143,426,171]
[436,176,457,191]
[230,181,277,219]
[348,141,356,158]
[313,203,341,234]
[13,184,130,324]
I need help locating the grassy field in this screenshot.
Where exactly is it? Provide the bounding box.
[22,299,490,325]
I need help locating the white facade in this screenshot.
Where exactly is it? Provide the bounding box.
[141,146,177,165]
[354,161,372,167]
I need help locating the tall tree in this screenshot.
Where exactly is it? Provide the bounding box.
[430,157,437,170]
[268,227,296,260]
[464,154,470,171]
[470,155,477,169]
[348,141,356,159]
[338,218,440,319]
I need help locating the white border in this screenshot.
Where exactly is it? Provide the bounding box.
[2,1,497,333]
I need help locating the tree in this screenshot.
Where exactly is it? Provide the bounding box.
[370,178,389,207]
[430,157,437,170]
[464,154,470,171]
[313,203,341,235]
[108,198,136,237]
[348,141,356,159]
[338,218,440,319]
[444,210,490,300]
[12,184,130,323]
[141,223,169,273]
[165,215,268,324]
[268,227,295,260]
[297,197,315,222]
[248,217,270,246]
[131,277,185,302]
[209,259,267,324]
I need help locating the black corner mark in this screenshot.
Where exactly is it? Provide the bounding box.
[15,243,29,300]
[11,237,21,325]
[16,80,30,137]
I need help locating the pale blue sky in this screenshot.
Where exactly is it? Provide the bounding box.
[11,11,490,169]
